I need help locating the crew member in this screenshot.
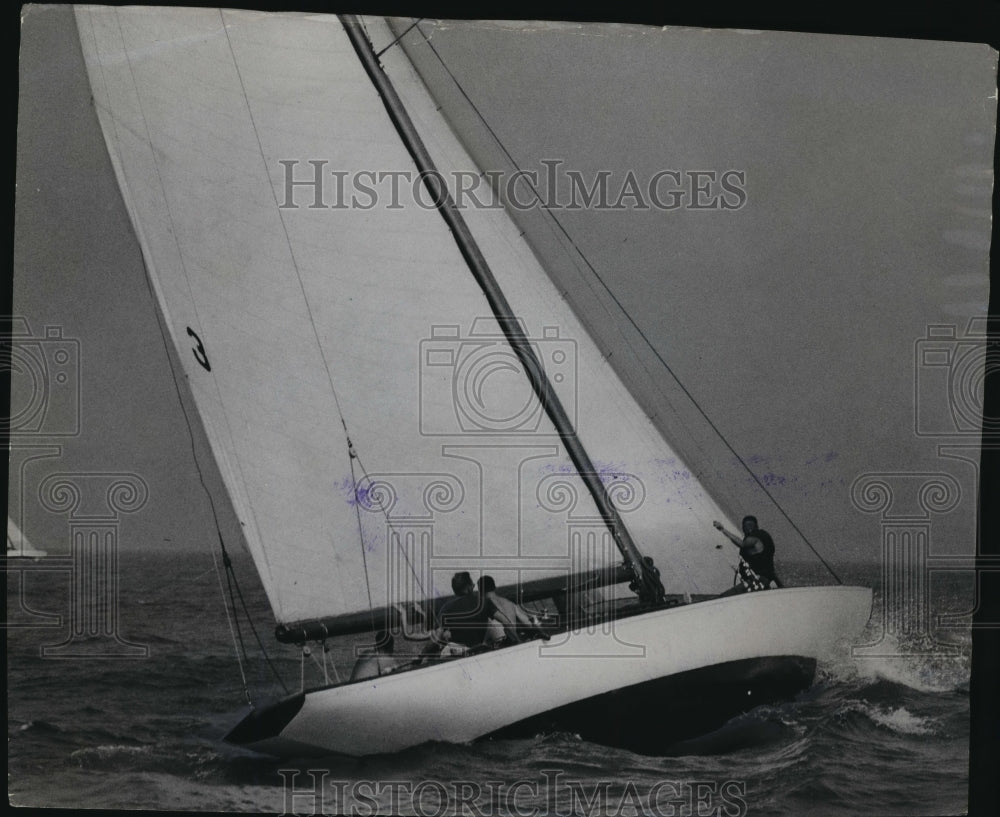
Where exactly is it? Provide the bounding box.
[713,516,783,592]
[435,571,490,648]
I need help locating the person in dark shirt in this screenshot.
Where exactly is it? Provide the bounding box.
[713,516,784,592]
[435,571,490,648]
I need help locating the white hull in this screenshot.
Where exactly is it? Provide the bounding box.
[230,586,872,757]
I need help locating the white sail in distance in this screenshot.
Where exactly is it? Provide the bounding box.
[75,6,738,628]
[7,517,47,559]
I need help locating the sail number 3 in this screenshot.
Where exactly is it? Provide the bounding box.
[186,327,212,372]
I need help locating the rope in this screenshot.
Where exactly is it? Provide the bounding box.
[350,445,429,601]
[211,546,252,706]
[325,644,342,684]
[346,438,380,638]
[220,545,254,704]
[221,10,438,627]
[219,10,355,522]
[376,19,423,59]
[219,10,387,632]
[220,542,291,695]
[96,8,264,697]
[415,24,843,586]
[100,8,299,703]
[135,566,216,604]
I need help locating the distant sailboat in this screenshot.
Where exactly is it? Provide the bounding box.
[6,517,47,560]
[75,6,872,757]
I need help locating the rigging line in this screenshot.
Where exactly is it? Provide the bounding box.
[218,11,371,573]
[411,26,722,492]
[342,15,664,607]
[107,7,270,570]
[103,3,280,663]
[226,12,423,617]
[222,553,255,705]
[414,26,706,446]
[350,447,429,599]
[375,18,424,59]
[138,239,254,699]
[223,546,291,694]
[135,566,218,606]
[98,12,252,685]
[209,544,249,702]
[103,7,288,696]
[417,26,842,585]
[347,443,380,637]
[221,11,404,635]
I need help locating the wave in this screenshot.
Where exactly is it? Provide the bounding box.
[661,715,797,756]
[531,730,583,745]
[851,653,970,694]
[70,743,155,769]
[10,719,63,735]
[837,702,935,736]
[68,740,237,779]
[814,631,971,695]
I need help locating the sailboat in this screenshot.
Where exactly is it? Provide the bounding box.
[74,6,872,757]
[6,517,47,561]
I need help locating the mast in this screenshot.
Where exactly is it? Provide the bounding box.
[341,15,666,607]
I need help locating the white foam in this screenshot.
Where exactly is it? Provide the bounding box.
[848,702,934,736]
[817,631,971,694]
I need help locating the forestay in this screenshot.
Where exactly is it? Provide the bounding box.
[76,6,736,629]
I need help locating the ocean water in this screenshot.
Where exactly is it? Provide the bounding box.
[7,552,971,815]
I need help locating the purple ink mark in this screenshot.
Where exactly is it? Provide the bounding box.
[541,460,632,483]
[353,484,374,508]
[335,475,368,508]
[339,478,389,510]
[598,466,631,484]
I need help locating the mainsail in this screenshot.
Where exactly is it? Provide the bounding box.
[76,7,737,631]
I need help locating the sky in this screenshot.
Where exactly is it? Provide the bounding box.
[10,7,995,577]
[397,19,995,563]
